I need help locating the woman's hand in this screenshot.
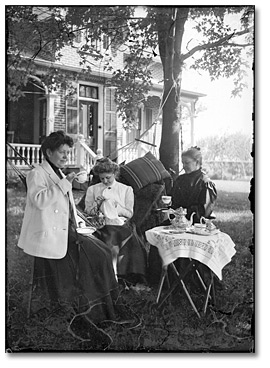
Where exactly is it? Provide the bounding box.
[66,172,77,183]
[95,196,105,207]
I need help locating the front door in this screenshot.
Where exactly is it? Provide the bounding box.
[79,100,98,152]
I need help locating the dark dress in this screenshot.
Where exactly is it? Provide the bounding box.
[33,226,119,322]
[171,168,217,223]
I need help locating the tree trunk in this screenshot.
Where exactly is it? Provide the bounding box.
[156,7,189,178]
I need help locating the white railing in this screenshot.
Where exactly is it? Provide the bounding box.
[74,137,96,173]
[7,143,43,167]
[7,139,96,173]
[116,139,158,164]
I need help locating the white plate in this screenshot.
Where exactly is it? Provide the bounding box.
[162,226,188,234]
[76,226,96,235]
[187,228,220,236]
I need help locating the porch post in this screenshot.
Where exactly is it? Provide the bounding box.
[190,101,195,146]
[46,93,57,135]
[75,134,85,169]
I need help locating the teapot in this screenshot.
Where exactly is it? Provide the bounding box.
[167,207,195,230]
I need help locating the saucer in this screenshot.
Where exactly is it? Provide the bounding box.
[76,226,96,235]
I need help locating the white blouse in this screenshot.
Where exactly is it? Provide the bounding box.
[84,180,134,223]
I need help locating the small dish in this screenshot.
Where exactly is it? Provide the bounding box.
[76,226,96,235]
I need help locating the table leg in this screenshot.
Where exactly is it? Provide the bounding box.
[203,271,214,315]
[180,279,201,319]
[156,266,167,304]
[157,262,201,318]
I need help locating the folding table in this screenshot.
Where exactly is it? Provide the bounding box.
[145,226,236,318]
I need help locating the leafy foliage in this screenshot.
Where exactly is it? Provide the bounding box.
[6,5,254,170]
[197,132,253,162]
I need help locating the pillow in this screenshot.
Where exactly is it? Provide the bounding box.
[119,151,171,193]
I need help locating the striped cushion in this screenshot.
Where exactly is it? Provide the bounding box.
[119,152,171,193]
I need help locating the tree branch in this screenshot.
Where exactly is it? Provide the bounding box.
[227,42,253,47]
[182,26,253,61]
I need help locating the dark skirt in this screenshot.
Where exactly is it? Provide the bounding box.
[94,224,148,285]
[33,229,119,323]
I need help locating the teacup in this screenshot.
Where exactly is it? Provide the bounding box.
[162,196,172,205]
[75,170,87,183]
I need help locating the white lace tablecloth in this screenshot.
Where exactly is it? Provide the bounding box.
[145,226,236,280]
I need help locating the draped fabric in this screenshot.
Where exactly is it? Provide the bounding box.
[94,223,148,285]
[33,226,120,323]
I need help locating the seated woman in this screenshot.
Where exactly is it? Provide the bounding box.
[148,146,217,286]
[18,131,121,324]
[171,146,217,223]
[85,158,134,226]
[84,158,148,286]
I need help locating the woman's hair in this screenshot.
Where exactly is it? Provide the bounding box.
[181,146,202,166]
[92,157,120,176]
[41,131,74,159]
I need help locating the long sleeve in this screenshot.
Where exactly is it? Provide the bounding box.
[27,169,72,210]
[202,181,217,218]
[84,185,99,214]
[117,185,134,218]
[171,169,217,222]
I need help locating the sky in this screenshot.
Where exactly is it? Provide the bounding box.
[181,12,254,140]
[134,5,254,140]
[182,68,254,140]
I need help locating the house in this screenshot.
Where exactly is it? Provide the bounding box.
[7,12,206,173]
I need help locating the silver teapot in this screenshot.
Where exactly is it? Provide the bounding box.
[167,207,195,229]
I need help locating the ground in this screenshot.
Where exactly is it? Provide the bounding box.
[5,178,254,352]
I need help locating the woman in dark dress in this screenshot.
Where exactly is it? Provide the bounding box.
[18,131,120,323]
[171,146,217,223]
[147,146,217,285]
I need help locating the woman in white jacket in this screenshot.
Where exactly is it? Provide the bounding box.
[18,131,119,323]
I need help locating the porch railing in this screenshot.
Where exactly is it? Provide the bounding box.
[74,136,96,173]
[7,143,43,167]
[116,138,158,164]
[7,138,97,173]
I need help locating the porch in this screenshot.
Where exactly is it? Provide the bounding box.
[6,135,156,174]
[6,136,97,173]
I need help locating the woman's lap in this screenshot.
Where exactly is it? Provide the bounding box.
[33,229,119,321]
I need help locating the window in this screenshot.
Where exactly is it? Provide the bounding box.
[79,85,98,99]
[83,31,111,53]
[74,29,82,43]
[104,87,117,157]
[66,90,78,134]
[67,109,78,134]
[106,87,116,111]
[145,108,153,130]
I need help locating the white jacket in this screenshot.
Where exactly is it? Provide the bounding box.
[85,180,134,222]
[18,160,72,259]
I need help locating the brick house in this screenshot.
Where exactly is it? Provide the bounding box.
[7,27,205,171]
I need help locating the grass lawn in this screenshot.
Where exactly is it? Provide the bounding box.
[5,179,254,352]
